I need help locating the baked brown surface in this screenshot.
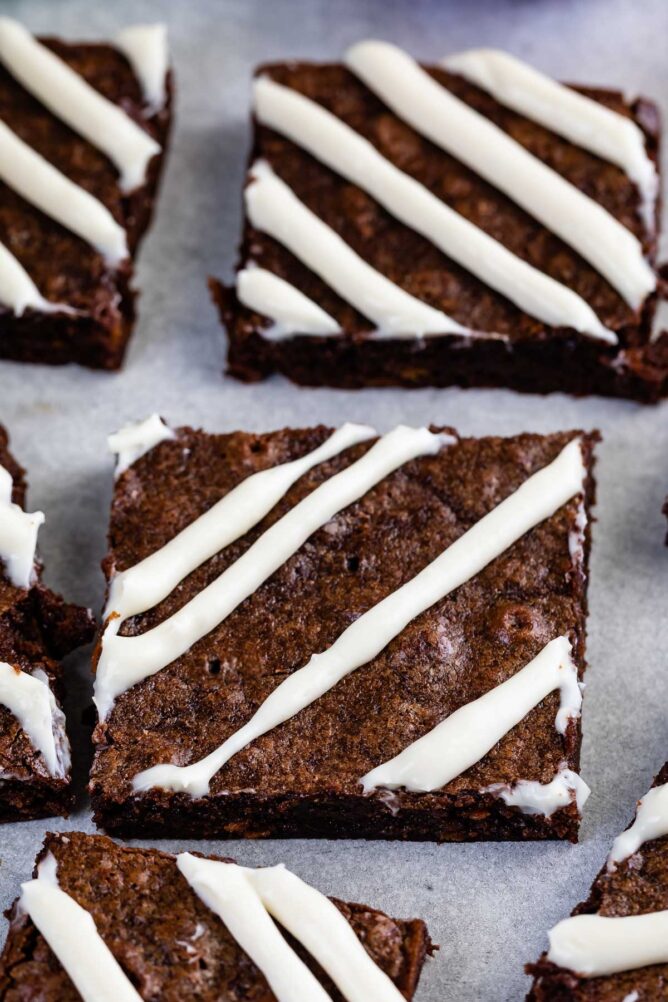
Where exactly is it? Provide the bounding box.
[527,763,668,1000]
[90,424,596,841]
[217,60,667,399]
[0,426,94,821]
[0,35,172,370]
[0,831,432,1000]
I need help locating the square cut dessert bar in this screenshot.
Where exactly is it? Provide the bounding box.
[0,425,93,821]
[0,832,432,1001]
[213,43,668,400]
[0,19,172,369]
[527,763,668,999]
[90,417,597,841]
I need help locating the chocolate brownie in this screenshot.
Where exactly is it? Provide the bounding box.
[215,47,667,400]
[0,831,432,1000]
[0,425,93,821]
[0,24,172,369]
[90,421,597,841]
[527,763,668,1000]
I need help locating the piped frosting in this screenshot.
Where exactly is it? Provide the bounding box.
[608,780,668,869]
[0,461,43,589]
[114,24,168,113]
[108,414,176,478]
[237,266,341,338]
[0,663,68,778]
[547,911,668,979]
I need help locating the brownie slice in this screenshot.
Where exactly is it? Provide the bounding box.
[0,426,93,821]
[0,29,172,369]
[527,763,668,1000]
[90,423,596,841]
[214,56,667,400]
[0,831,432,1000]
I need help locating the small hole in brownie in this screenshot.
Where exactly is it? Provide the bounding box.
[346,554,359,572]
[206,657,221,675]
[250,441,263,453]
[198,958,208,970]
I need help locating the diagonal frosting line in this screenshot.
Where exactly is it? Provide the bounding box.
[133,436,586,798]
[108,414,176,479]
[608,781,668,869]
[19,854,142,1002]
[254,76,615,343]
[443,48,658,234]
[0,662,65,777]
[0,239,72,316]
[245,160,466,337]
[114,24,169,114]
[178,856,405,1002]
[0,121,128,264]
[95,424,435,719]
[547,911,668,979]
[345,41,656,311]
[237,266,342,338]
[0,461,44,589]
[177,856,334,1002]
[0,17,161,192]
[360,636,581,793]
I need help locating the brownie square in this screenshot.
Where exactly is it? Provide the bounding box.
[90,422,596,842]
[214,54,667,400]
[0,28,172,369]
[0,426,93,821]
[0,831,432,1000]
[527,763,668,1000]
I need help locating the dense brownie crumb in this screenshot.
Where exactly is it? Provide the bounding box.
[527,763,668,1000]
[216,60,666,399]
[0,831,433,1000]
[0,35,172,369]
[90,424,597,841]
[0,426,94,821]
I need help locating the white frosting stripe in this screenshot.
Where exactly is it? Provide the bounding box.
[0,121,128,264]
[96,425,441,718]
[443,48,658,234]
[254,76,614,342]
[114,24,168,113]
[177,856,333,1002]
[178,856,404,1002]
[608,781,668,868]
[0,461,43,589]
[19,854,142,1002]
[361,636,580,793]
[133,437,586,798]
[485,765,590,818]
[346,41,655,310]
[0,240,69,316]
[108,414,176,478]
[246,160,465,337]
[547,911,668,978]
[0,18,161,192]
[0,663,66,777]
[237,266,341,338]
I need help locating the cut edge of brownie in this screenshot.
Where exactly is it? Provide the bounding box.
[90,423,597,844]
[0,831,434,1001]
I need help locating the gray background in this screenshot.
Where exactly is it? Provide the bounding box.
[1,0,667,998]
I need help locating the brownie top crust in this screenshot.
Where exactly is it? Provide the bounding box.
[91,424,595,827]
[234,56,659,347]
[0,831,431,1000]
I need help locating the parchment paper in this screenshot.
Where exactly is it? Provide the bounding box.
[0,0,667,998]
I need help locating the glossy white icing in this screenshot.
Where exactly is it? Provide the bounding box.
[19,853,142,1002]
[108,414,176,478]
[346,41,655,310]
[0,240,71,317]
[254,75,615,342]
[0,663,68,777]
[177,856,404,1002]
[133,437,586,798]
[96,424,440,719]
[0,461,43,588]
[0,18,161,192]
[0,121,128,264]
[608,781,668,869]
[486,765,590,817]
[361,636,581,792]
[547,910,668,978]
[115,24,168,112]
[237,266,341,338]
[246,160,465,337]
[443,48,658,233]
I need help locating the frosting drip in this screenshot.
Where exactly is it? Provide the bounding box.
[108,414,176,478]
[608,781,668,869]
[0,663,68,778]
[0,461,43,589]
